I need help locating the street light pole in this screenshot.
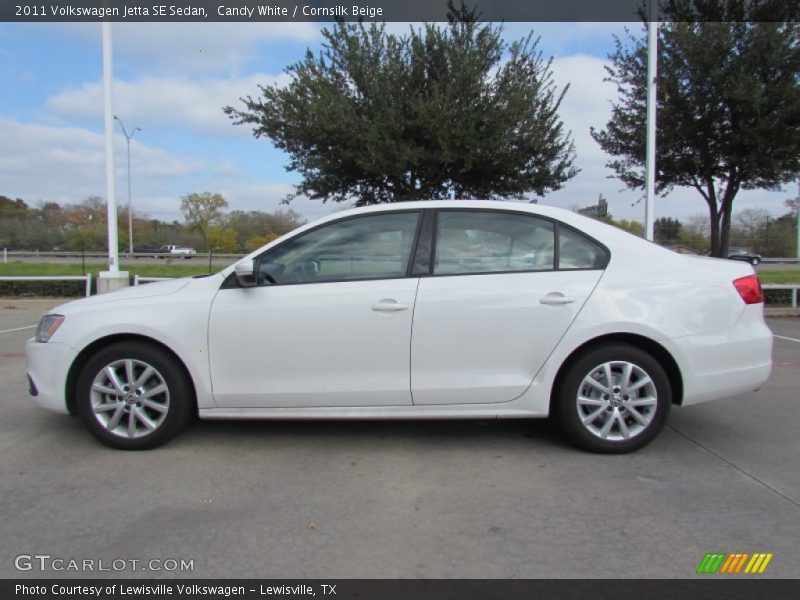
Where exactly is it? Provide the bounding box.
[644,0,659,241]
[114,116,140,256]
[97,22,130,294]
[796,180,800,260]
[102,22,118,273]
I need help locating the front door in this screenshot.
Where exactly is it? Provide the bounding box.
[208,211,421,408]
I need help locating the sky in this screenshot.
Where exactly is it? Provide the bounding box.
[0,20,795,226]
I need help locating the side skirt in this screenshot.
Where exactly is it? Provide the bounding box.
[198,405,546,420]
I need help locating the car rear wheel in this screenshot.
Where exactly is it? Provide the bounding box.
[557,344,671,453]
[751,257,760,266]
[76,342,193,450]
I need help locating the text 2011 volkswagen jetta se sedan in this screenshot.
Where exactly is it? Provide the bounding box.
[26,201,773,453]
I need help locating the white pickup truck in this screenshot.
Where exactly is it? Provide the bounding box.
[159,244,196,259]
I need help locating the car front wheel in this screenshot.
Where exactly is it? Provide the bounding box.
[76,341,193,450]
[557,344,671,453]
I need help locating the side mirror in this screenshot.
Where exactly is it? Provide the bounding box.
[234,260,257,288]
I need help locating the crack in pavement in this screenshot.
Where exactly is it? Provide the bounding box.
[0,324,35,335]
[667,423,800,509]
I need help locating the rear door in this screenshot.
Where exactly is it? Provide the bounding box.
[410,209,606,405]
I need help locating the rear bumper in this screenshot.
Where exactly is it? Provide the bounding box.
[671,304,773,406]
[25,339,76,414]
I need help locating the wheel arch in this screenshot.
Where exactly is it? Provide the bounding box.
[65,333,198,417]
[550,333,684,410]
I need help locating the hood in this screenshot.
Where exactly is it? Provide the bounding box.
[53,277,194,313]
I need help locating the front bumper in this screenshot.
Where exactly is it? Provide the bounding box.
[25,339,76,414]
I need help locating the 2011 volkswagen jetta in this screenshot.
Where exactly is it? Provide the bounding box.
[25,201,773,453]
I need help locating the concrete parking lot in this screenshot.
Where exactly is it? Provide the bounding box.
[0,298,798,579]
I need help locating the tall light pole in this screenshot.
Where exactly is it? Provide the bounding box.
[102,22,118,272]
[644,0,659,241]
[97,22,129,294]
[114,116,141,255]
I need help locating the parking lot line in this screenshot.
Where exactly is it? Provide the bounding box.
[774,334,800,344]
[0,324,35,335]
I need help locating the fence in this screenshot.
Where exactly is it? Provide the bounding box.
[762,284,799,308]
[761,258,800,264]
[2,249,244,263]
[0,275,92,297]
[132,275,173,286]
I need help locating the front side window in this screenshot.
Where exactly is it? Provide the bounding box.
[256,212,420,285]
[434,211,555,275]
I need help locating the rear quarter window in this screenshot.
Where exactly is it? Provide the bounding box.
[558,226,609,270]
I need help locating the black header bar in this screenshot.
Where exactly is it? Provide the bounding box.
[4,0,799,23]
[4,579,800,600]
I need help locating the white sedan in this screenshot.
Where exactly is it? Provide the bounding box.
[26,201,772,453]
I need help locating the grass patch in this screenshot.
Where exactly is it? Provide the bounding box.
[0,262,218,278]
[757,270,800,284]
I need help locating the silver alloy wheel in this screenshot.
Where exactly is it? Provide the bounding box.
[89,358,170,439]
[576,360,657,442]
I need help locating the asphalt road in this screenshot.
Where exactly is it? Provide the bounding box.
[0,299,798,579]
[757,262,800,271]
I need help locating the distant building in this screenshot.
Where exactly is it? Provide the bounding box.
[578,195,608,218]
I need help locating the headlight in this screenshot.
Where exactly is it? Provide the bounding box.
[35,314,64,343]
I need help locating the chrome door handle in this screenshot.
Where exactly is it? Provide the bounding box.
[372,299,409,312]
[540,293,576,305]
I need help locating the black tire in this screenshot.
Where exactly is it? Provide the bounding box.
[751,257,760,266]
[76,341,194,450]
[557,344,671,454]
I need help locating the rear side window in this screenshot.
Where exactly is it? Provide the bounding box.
[434,211,555,275]
[558,226,608,270]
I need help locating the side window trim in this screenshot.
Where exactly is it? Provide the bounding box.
[554,222,561,271]
[409,209,436,277]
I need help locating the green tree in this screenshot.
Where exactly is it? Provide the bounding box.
[226,209,305,252]
[730,206,799,257]
[246,232,281,252]
[63,196,106,227]
[679,214,711,254]
[0,196,32,250]
[654,217,682,245]
[0,195,30,219]
[730,208,770,249]
[762,213,796,257]
[206,226,239,253]
[63,225,106,252]
[37,202,64,227]
[591,2,800,257]
[179,192,228,251]
[603,216,645,236]
[225,2,577,205]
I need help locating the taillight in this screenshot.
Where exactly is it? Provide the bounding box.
[733,275,764,305]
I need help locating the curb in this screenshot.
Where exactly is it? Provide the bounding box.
[765,308,800,317]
